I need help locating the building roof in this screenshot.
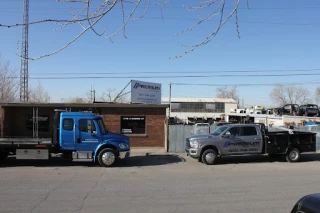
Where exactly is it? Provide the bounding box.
[161,97,237,103]
[0,102,169,108]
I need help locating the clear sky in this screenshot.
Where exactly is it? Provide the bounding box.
[1,0,320,108]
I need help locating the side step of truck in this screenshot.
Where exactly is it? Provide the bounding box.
[72,151,93,162]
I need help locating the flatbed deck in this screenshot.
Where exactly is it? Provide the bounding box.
[0,138,52,145]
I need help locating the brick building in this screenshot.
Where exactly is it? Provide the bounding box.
[0,103,168,147]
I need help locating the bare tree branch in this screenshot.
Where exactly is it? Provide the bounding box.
[0,54,19,103]
[28,81,51,103]
[216,85,239,102]
[18,0,118,60]
[315,87,320,105]
[269,85,311,106]
[100,88,128,103]
[170,0,241,59]
[2,0,243,60]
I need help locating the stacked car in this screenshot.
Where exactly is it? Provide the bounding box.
[271,104,319,117]
[231,104,320,117]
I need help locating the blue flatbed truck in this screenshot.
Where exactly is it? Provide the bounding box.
[0,110,130,167]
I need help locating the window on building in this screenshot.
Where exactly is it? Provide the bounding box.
[214,102,225,113]
[26,115,50,132]
[170,103,180,112]
[206,103,215,112]
[121,116,146,134]
[79,119,96,133]
[180,102,206,112]
[169,102,225,113]
[63,119,74,131]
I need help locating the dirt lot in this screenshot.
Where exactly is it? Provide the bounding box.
[0,153,320,213]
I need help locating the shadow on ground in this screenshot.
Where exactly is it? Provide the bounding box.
[120,154,185,167]
[0,154,186,168]
[214,153,320,165]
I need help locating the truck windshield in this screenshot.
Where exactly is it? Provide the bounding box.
[97,119,107,134]
[211,126,229,136]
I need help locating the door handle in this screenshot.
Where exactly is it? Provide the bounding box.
[77,138,81,143]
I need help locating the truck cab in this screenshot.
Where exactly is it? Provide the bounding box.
[56,111,130,167]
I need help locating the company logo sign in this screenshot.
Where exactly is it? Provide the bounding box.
[133,82,160,90]
[131,80,161,104]
[224,141,259,148]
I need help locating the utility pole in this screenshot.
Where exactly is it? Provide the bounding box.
[20,0,29,102]
[168,83,171,117]
[90,85,93,102]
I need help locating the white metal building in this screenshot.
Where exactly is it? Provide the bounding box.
[162,97,237,124]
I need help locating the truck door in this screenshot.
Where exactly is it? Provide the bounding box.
[76,118,100,151]
[221,127,242,154]
[239,126,262,154]
[60,117,76,150]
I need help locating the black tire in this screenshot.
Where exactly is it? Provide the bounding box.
[97,148,117,167]
[285,148,301,163]
[201,149,218,165]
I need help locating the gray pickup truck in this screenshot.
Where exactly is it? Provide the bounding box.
[185,123,317,165]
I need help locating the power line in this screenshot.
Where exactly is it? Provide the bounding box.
[5,72,320,79]
[171,81,320,87]
[1,10,320,27]
[2,3,320,10]
[29,68,320,75]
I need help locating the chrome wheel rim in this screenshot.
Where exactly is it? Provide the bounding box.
[205,152,216,164]
[289,150,298,161]
[102,152,115,166]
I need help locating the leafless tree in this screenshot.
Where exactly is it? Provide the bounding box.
[269,85,311,106]
[99,88,128,103]
[66,97,89,103]
[28,81,51,103]
[216,86,239,102]
[0,0,241,60]
[0,55,19,103]
[315,87,320,105]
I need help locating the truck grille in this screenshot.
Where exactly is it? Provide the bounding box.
[186,138,190,149]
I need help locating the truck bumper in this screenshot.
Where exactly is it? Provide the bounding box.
[119,150,130,159]
[186,148,201,158]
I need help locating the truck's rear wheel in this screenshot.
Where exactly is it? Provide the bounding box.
[201,149,217,165]
[98,148,117,167]
[286,148,301,163]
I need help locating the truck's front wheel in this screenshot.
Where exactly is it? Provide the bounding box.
[98,148,117,167]
[201,149,218,165]
[286,148,301,163]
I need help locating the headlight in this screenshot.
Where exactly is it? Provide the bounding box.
[190,141,201,148]
[119,143,128,149]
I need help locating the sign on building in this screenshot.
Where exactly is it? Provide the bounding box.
[120,116,146,134]
[131,80,161,104]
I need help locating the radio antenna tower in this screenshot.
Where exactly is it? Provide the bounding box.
[20,0,29,102]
